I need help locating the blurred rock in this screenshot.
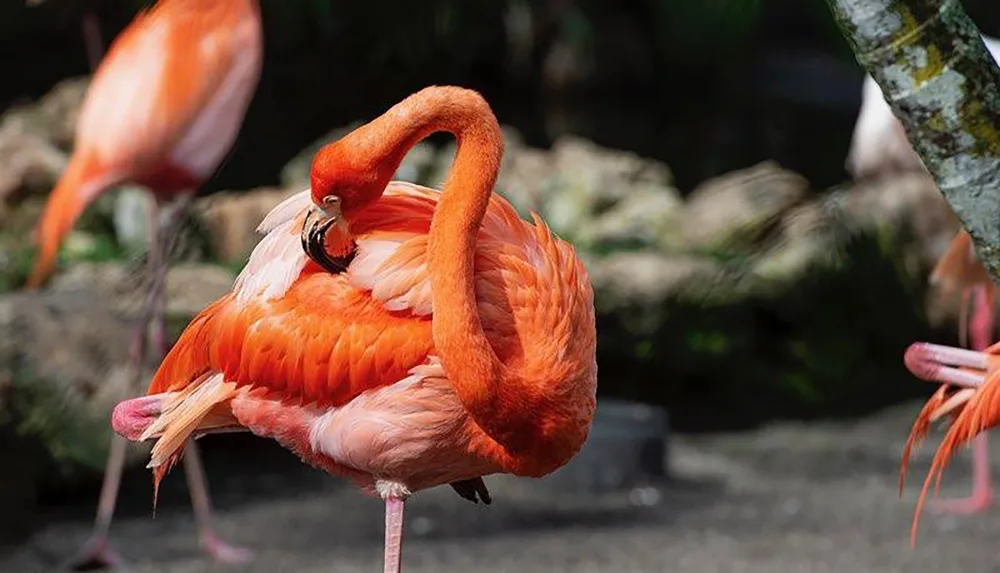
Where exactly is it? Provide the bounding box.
[193,187,298,264]
[0,76,88,150]
[503,135,678,248]
[0,76,89,282]
[578,186,684,251]
[424,130,682,254]
[682,161,809,254]
[589,252,726,311]
[49,261,233,320]
[0,261,233,485]
[543,398,669,494]
[0,130,68,224]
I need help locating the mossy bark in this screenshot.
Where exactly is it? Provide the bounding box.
[827,0,1000,282]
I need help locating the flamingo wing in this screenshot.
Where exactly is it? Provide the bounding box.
[151,271,434,407]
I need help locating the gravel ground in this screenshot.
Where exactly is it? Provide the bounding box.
[3,401,1000,573]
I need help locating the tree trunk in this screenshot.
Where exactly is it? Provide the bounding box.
[826,0,1000,283]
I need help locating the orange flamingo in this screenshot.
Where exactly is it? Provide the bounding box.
[24,0,263,568]
[109,85,598,572]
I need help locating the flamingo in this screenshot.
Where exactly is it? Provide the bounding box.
[109,85,598,573]
[24,0,263,568]
[845,45,1000,517]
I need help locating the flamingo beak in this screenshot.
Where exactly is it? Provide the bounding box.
[301,196,351,274]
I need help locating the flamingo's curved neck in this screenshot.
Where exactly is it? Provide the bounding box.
[350,87,529,452]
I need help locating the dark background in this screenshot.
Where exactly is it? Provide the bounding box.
[9,0,999,196]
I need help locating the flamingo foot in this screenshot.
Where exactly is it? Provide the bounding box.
[932,433,994,516]
[199,531,254,564]
[929,488,995,515]
[61,535,125,571]
[903,343,989,388]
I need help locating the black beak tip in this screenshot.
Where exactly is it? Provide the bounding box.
[300,210,354,274]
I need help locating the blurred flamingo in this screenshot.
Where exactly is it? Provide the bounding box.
[900,231,997,517]
[110,85,598,573]
[845,50,1000,518]
[24,0,263,568]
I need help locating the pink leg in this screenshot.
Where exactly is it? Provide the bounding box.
[931,285,995,515]
[384,497,406,573]
[182,440,254,563]
[150,196,252,564]
[60,202,170,570]
[59,438,127,570]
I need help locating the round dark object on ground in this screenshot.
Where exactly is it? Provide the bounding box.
[541,398,669,495]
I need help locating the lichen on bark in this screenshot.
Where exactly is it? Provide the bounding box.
[827,0,1000,282]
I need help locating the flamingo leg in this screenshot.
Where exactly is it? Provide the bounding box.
[81,12,104,71]
[148,195,253,564]
[182,440,254,563]
[60,200,170,571]
[931,285,996,515]
[59,438,127,570]
[384,496,406,573]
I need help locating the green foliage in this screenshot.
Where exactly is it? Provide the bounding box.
[595,229,933,431]
[6,364,112,478]
[651,0,763,62]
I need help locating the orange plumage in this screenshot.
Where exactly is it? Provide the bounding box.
[112,86,598,573]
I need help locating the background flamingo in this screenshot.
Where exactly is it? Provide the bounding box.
[109,85,598,573]
[23,0,263,568]
[845,54,1000,517]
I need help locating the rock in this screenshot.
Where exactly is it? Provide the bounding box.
[577,186,684,251]
[425,130,683,252]
[832,173,958,269]
[0,286,155,483]
[508,135,678,246]
[111,185,153,253]
[0,130,68,224]
[585,251,738,343]
[0,76,89,150]
[193,187,299,264]
[682,161,809,254]
[48,261,234,320]
[0,261,233,486]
